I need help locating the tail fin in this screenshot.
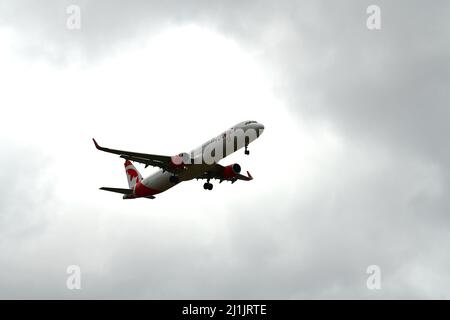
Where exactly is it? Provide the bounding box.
[124,160,142,188]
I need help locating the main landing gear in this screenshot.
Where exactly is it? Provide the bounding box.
[169,175,180,183]
[203,181,213,190]
[244,144,250,155]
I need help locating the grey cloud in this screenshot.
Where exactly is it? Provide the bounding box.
[1,0,450,299]
[0,140,54,237]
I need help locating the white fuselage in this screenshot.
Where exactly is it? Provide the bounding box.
[140,121,264,195]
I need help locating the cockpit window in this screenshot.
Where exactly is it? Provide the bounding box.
[244,121,257,125]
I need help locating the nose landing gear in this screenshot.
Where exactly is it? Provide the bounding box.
[244,144,250,155]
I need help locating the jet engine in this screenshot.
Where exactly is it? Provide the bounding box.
[222,163,241,180]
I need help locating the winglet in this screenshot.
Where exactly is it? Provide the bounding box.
[247,171,253,180]
[92,138,100,150]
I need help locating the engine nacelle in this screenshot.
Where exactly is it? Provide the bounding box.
[222,163,241,180]
[170,152,191,168]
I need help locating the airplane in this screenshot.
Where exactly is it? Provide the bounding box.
[93,120,265,199]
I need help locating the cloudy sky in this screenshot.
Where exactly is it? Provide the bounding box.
[1,0,449,299]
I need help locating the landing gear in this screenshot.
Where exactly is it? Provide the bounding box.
[203,182,213,190]
[244,144,250,155]
[169,175,180,183]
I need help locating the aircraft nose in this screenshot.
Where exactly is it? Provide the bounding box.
[256,123,264,136]
[258,123,264,131]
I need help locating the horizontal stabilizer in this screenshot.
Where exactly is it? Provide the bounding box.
[99,187,133,195]
[99,187,155,199]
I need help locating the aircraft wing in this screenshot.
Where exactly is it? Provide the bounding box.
[93,139,253,182]
[201,163,253,182]
[93,139,173,171]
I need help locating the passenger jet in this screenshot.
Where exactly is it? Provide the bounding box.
[93,120,264,199]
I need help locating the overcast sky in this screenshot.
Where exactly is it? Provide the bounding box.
[1,0,449,299]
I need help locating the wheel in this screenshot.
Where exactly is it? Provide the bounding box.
[203,182,213,190]
[169,175,180,183]
[245,149,250,155]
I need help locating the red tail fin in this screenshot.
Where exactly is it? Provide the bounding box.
[124,160,142,188]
